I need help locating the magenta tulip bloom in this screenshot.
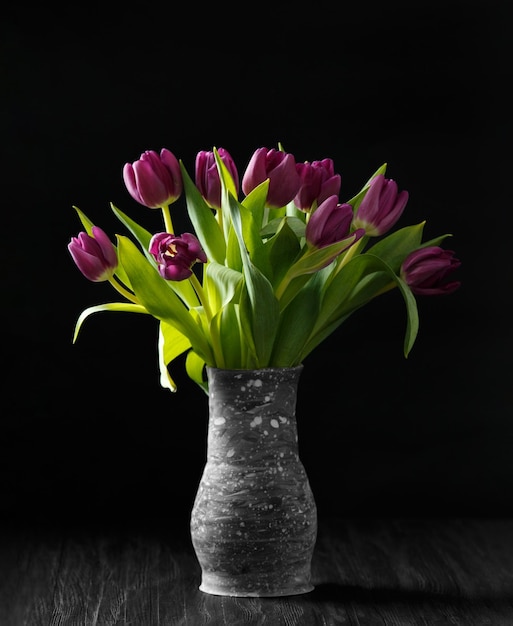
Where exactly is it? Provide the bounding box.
[294,158,342,212]
[306,195,365,264]
[353,174,409,236]
[123,148,183,209]
[400,246,461,295]
[68,226,118,282]
[241,147,301,209]
[195,147,239,210]
[149,232,207,281]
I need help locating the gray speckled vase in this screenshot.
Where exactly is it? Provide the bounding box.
[190,365,317,597]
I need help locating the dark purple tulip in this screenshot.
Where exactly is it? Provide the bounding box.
[306,196,358,248]
[123,148,183,209]
[149,232,207,281]
[68,226,118,282]
[241,147,301,209]
[400,246,461,295]
[195,147,239,209]
[353,174,409,236]
[294,158,342,212]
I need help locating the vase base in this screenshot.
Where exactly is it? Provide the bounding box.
[198,569,315,597]
[199,582,315,597]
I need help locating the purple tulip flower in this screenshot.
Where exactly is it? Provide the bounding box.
[353,174,409,236]
[68,226,118,282]
[241,147,301,209]
[305,196,365,270]
[123,148,183,209]
[195,147,240,210]
[294,158,342,212]
[400,246,461,295]
[149,232,207,281]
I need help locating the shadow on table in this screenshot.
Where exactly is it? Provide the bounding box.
[310,582,513,605]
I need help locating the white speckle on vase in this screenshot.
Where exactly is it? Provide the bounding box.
[226,448,235,457]
[279,416,288,423]
[264,395,271,402]
[250,416,263,428]
[213,417,226,426]
[264,430,268,435]
[270,419,279,428]
[241,386,246,391]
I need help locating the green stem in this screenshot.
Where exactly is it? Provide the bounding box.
[108,277,140,304]
[161,204,174,234]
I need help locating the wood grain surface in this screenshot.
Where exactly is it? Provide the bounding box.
[1,517,512,625]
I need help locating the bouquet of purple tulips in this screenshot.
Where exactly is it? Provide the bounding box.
[68,144,460,392]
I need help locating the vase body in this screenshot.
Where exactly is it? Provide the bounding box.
[190,365,317,597]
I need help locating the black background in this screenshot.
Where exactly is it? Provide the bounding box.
[2,1,511,530]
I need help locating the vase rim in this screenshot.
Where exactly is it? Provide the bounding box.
[206,364,304,374]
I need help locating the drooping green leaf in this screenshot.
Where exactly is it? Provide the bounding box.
[117,235,213,363]
[72,302,148,343]
[180,161,226,264]
[303,253,419,359]
[158,320,192,392]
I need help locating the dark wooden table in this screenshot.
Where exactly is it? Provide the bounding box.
[1,517,512,625]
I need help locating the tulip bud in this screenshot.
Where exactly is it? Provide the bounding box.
[294,159,342,212]
[353,174,408,236]
[400,246,461,295]
[241,147,301,209]
[68,226,118,282]
[306,196,357,248]
[195,147,239,210]
[149,232,207,281]
[123,148,183,209]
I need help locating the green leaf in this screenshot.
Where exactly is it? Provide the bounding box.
[110,203,153,251]
[211,302,242,369]
[158,320,192,392]
[303,253,419,359]
[271,280,321,366]
[73,205,95,234]
[117,235,213,363]
[345,163,388,209]
[180,161,226,263]
[204,262,243,316]
[276,234,361,310]
[260,216,305,239]
[227,192,280,367]
[186,351,208,394]
[241,178,268,228]
[72,302,149,343]
[366,222,425,272]
[265,218,302,287]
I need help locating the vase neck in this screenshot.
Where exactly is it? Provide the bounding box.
[205,367,303,463]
